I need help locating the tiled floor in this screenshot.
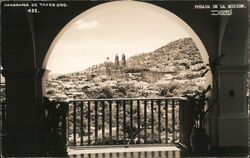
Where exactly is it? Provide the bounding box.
[69,151,181,158]
[68,146,183,158]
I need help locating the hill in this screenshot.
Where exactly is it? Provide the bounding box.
[46,37,207,101]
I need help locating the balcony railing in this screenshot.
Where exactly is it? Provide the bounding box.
[1,97,193,153]
[66,97,192,148]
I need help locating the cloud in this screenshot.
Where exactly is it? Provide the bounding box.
[74,20,101,30]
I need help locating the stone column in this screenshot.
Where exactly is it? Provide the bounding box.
[2,69,48,156]
[207,7,248,151]
[217,65,248,147]
[209,65,248,151]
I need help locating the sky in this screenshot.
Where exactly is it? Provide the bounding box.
[46,1,190,74]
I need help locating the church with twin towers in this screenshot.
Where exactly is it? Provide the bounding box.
[105,54,127,76]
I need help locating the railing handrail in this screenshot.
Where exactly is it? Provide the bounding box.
[68,97,188,102]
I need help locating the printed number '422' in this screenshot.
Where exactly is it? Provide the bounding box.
[27,8,39,13]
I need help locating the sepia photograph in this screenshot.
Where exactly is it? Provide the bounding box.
[0,0,249,157]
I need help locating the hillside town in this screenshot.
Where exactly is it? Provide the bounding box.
[46,38,207,101]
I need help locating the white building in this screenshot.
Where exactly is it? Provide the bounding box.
[135,81,149,89]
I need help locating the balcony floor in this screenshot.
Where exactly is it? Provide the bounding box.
[68,144,249,158]
[68,145,184,158]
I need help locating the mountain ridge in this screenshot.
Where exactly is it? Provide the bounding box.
[46,37,206,100]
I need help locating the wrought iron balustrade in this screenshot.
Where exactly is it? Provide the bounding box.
[65,97,192,148]
[1,97,192,153]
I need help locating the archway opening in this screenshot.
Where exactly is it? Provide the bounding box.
[42,1,212,146]
[43,1,211,99]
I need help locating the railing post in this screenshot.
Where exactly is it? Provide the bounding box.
[67,103,70,146]
[94,101,98,144]
[101,101,105,143]
[109,101,112,144]
[137,100,141,143]
[116,101,119,143]
[61,102,68,151]
[87,101,91,145]
[73,101,77,146]
[130,100,133,142]
[165,100,168,143]
[172,99,175,143]
[144,100,147,143]
[157,100,161,142]
[184,100,188,147]
[151,100,154,142]
[123,100,126,143]
[179,100,183,145]
[80,101,84,146]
